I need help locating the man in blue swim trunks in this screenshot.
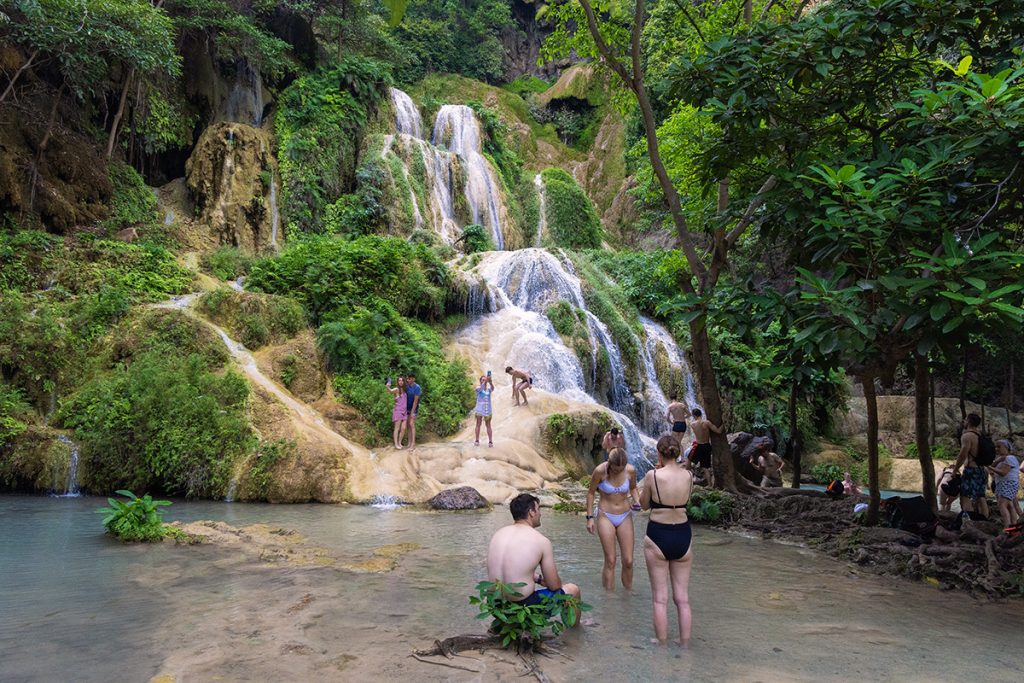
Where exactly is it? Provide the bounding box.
[486,493,581,621]
[953,413,990,519]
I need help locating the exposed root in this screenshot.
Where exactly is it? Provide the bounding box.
[413,633,566,680]
[409,652,481,673]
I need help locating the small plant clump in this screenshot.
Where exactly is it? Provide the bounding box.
[97,490,173,542]
[470,580,590,647]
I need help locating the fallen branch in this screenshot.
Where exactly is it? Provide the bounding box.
[410,652,480,673]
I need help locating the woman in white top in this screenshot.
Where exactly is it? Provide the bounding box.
[987,439,1021,526]
[473,374,494,447]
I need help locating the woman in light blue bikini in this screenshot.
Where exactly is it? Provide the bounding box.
[585,447,641,590]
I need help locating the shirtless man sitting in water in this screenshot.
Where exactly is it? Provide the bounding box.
[486,493,581,622]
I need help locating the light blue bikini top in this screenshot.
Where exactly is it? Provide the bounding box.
[598,476,630,495]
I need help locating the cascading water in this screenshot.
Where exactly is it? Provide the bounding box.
[462,249,674,471]
[390,88,423,138]
[268,173,280,247]
[432,105,505,250]
[638,316,701,435]
[381,90,510,249]
[55,435,80,497]
[534,173,547,248]
[224,60,264,127]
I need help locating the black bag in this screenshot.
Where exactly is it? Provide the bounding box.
[825,480,844,499]
[975,433,996,467]
[883,496,937,536]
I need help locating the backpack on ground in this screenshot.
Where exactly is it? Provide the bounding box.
[975,433,996,467]
[883,495,937,537]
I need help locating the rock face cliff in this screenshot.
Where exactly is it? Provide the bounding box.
[185,123,281,252]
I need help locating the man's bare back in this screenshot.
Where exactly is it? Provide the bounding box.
[691,418,718,443]
[487,524,557,599]
[667,401,690,425]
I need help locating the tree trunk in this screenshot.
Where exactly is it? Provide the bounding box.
[930,371,936,446]
[689,317,741,492]
[862,373,881,525]
[915,354,937,514]
[1008,360,1014,438]
[788,379,801,489]
[106,67,135,158]
[959,346,968,420]
[744,0,753,23]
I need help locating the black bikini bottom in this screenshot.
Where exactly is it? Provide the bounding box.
[646,519,692,561]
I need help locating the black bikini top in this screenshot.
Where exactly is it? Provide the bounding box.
[650,470,688,509]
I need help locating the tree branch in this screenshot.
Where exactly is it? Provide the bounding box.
[725,175,778,250]
[0,48,40,106]
[668,0,707,44]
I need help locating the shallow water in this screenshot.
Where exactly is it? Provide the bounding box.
[1,495,1022,682]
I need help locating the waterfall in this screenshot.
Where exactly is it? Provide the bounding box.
[224,479,239,502]
[432,105,506,250]
[464,249,659,471]
[390,87,423,139]
[224,61,264,127]
[268,173,280,248]
[55,435,80,497]
[534,173,547,247]
[638,316,700,434]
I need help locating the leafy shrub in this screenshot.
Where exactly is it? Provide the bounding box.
[62,346,252,499]
[245,439,294,500]
[811,462,843,484]
[97,490,172,542]
[102,162,158,231]
[503,75,552,96]
[687,499,722,523]
[275,58,391,233]
[459,224,494,254]
[199,288,306,350]
[546,301,585,337]
[687,487,735,523]
[539,168,602,249]
[0,383,30,447]
[470,580,590,647]
[246,235,449,325]
[202,247,255,281]
[279,353,299,389]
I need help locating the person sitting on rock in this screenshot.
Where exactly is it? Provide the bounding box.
[842,471,861,496]
[486,493,581,624]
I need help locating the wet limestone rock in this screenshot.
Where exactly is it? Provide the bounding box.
[185,122,281,253]
[427,486,490,510]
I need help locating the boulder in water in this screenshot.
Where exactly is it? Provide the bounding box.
[428,486,490,510]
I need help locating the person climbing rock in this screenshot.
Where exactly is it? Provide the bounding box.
[505,366,532,406]
[666,396,691,449]
[688,408,722,488]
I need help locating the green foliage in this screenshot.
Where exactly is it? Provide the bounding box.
[61,311,251,498]
[198,288,306,350]
[96,490,172,542]
[3,0,180,99]
[545,413,578,446]
[391,0,512,84]
[503,75,552,97]
[459,224,494,254]
[687,487,735,523]
[539,169,602,249]
[275,59,391,233]
[202,247,255,281]
[546,301,584,338]
[470,580,590,646]
[467,101,524,192]
[811,463,843,485]
[245,439,293,500]
[102,162,159,232]
[326,310,473,438]
[246,235,449,325]
[279,353,299,389]
[0,383,30,448]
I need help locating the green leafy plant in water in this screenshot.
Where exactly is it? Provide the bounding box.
[470,580,590,647]
[97,490,172,542]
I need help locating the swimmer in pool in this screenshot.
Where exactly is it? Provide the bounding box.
[585,447,641,590]
[639,436,694,646]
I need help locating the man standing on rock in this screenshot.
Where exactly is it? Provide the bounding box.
[666,396,691,449]
[953,413,989,519]
[602,427,626,456]
[688,408,722,488]
[752,442,785,487]
[486,493,581,623]
[405,372,422,451]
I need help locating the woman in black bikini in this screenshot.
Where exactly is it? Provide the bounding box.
[639,435,694,646]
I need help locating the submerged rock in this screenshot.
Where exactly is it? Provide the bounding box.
[428,486,490,510]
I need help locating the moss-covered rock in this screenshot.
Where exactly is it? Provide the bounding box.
[198,287,306,351]
[0,426,76,493]
[541,409,616,478]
